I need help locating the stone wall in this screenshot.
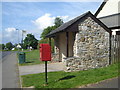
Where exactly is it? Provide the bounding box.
[65,17,110,71]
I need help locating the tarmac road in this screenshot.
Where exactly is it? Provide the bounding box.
[2,51,20,88]
[79,77,119,88]
[2,51,13,58]
[0,51,16,62]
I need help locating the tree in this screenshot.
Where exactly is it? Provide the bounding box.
[24,34,38,49]
[6,42,13,50]
[2,44,5,50]
[0,44,5,50]
[40,26,56,39]
[39,38,54,52]
[19,43,26,49]
[54,17,64,28]
[0,44,3,50]
[40,17,63,52]
[40,17,64,39]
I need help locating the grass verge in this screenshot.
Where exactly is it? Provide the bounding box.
[19,50,44,66]
[21,62,120,88]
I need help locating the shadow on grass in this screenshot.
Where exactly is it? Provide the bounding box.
[25,61,34,63]
[58,75,76,81]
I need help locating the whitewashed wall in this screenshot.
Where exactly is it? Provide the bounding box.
[97,0,120,18]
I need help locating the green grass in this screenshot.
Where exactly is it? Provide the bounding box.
[22,62,120,88]
[19,50,45,66]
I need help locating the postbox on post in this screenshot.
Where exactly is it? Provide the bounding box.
[39,44,51,85]
[40,44,51,61]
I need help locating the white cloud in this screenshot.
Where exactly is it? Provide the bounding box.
[2,14,70,44]
[33,13,70,30]
[5,28,16,32]
[57,15,70,22]
[4,28,17,38]
[33,13,55,30]
[2,27,22,44]
[32,13,70,39]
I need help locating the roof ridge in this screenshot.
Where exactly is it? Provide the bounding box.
[46,11,111,38]
[46,11,91,37]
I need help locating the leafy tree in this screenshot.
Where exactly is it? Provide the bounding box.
[40,17,63,52]
[20,43,26,49]
[0,44,1,50]
[40,26,56,39]
[54,17,64,28]
[6,42,13,50]
[0,44,2,50]
[0,44,5,50]
[13,43,18,47]
[39,38,54,53]
[24,34,38,49]
[2,44,5,50]
[40,17,64,39]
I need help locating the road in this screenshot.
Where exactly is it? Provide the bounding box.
[79,77,119,88]
[2,51,21,88]
[2,51,16,59]
[0,51,15,62]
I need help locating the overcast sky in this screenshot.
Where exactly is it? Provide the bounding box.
[1,1,102,44]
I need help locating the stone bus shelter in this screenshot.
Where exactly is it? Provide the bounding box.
[46,11,112,71]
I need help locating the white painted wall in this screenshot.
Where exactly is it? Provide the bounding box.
[59,32,67,62]
[97,0,120,18]
[58,32,74,62]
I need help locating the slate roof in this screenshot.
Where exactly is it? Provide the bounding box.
[94,0,120,29]
[46,11,90,37]
[46,11,111,38]
[98,13,120,29]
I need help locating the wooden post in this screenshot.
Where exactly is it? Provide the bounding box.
[113,35,115,64]
[118,35,119,62]
[66,32,69,57]
[109,33,112,65]
[116,35,119,62]
[49,38,51,46]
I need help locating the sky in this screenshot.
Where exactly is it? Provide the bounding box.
[1,1,102,44]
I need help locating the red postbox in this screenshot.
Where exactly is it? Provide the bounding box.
[40,44,51,61]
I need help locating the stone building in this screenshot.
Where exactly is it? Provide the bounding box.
[46,11,112,71]
[95,0,120,64]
